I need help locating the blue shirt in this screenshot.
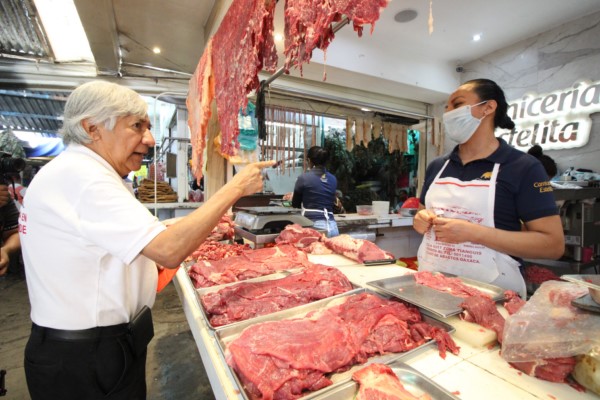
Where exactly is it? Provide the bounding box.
[292,167,337,221]
[420,138,558,232]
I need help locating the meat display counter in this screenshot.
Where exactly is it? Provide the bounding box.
[172,257,599,400]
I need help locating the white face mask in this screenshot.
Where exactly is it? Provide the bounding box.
[443,101,488,144]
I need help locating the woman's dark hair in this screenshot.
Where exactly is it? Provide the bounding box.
[528,145,557,178]
[464,78,515,130]
[307,146,329,167]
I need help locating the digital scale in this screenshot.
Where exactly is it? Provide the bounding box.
[234,206,314,247]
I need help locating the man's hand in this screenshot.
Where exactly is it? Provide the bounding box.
[229,161,276,197]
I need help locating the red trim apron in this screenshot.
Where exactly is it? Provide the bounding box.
[417,160,525,297]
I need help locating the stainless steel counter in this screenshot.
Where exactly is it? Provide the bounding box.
[173,260,597,400]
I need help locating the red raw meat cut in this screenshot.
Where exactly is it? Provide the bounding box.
[509,357,577,383]
[503,290,526,315]
[324,234,394,263]
[188,245,309,288]
[212,0,277,158]
[283,0,390,75]
[275,224,324,248]
[352,363,431,400]
[460,295,506,343]
[524,265,561,285]
[205,214,236,242]
[462,288,577,384]
[201,264,353,326]
[227,293,458,400]
[304,241,332,255]
[188,241,250,263]
[413,271,490,299]
[186,38,214,182]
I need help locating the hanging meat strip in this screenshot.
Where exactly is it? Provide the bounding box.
[283,0,390,74]
[355,117,364,146]
[346,117,354,151]
[372,118,382,141]
[212,0,277,158]
[400,125,408,152]
[186,38,215,182]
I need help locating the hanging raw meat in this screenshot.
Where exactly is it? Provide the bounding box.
[186,38,214,182]
[346,117,354,151]
[355,117,364,146]
[283,0,390,73]
[212,0,278,158]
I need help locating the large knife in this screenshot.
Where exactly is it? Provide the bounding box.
[362,259,396,266]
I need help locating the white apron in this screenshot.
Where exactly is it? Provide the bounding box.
[417,160,526,298]
[301,207,339,237]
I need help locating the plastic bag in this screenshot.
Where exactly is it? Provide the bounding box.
[502,281,600,362]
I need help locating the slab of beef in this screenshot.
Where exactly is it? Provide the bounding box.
[524,264,561,285]
[324,234,394,263]
[212,0,277,158]
[186,38,214,182]
[188,245,309,288]
[205,214,236,242]
[283,0,390,75]
[463,285,579,384]
[227,293,458,400]
[274,224,324,249]
[188,241,250,263]
[460,295,506,343]
[509,357,577,383]
[503,290,526,315]
[201,264,353,326]
[413,271,490,299]
[352,363,431,400]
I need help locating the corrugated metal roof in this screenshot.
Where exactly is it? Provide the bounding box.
[0,90,67,134]
[0,0,52,60]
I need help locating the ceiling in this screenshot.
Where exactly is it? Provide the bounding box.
[2,0,600,135]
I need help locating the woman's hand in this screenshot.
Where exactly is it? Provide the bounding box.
[431,217,476,244]
[413,209,437,234]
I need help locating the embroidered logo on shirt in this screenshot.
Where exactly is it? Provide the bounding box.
[534,181,553,193]
[479,171,493,180]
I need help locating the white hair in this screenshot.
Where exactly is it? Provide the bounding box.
[60,81,148,145]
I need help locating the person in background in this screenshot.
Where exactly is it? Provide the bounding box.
[0,182,20,276]
[413,78,564,298]
[291,146,340,237]
[527,144,557,180]
[19,80,274,400]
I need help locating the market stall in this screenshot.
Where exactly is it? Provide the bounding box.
[173,255,598,400]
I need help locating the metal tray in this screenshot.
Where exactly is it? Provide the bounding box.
[215,288,455,400]
[310,360,459,400]
[561,274,600,291]
[572,294,600,313]
[367,273,504,318]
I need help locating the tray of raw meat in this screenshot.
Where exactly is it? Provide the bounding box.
[215,289,458,400]
[367,271,505,318]
[196,264,355,329]
[310,361,459,400]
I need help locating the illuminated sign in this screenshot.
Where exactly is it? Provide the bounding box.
[496,80,600,151]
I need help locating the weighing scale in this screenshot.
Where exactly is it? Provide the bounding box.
[234,206,314,247]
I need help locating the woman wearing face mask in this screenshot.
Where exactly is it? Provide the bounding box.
[413,79,564,298]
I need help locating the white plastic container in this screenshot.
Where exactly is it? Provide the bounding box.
[372,201,390,216]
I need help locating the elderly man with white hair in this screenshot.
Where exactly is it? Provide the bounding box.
[20,80,273,400]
